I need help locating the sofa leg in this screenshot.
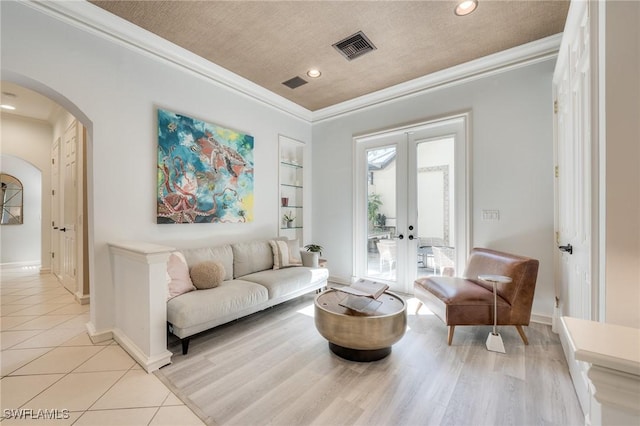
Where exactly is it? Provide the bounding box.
[515,325,529,345]
[415,301,423,315]
[447,326,455,345]
[181,338,190,355]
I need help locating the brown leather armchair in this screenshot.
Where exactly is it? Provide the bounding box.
[414,248,539,345]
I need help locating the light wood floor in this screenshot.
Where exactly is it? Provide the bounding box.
[157,293,584,426]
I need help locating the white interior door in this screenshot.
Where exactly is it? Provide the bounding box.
[553,0,594,413]
[554,0,593,323]
[51,138,61,279]
[61,122,78,293]
[354,115,469,294]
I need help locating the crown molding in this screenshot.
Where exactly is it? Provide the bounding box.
[311,33,563,123]
[24,1,561,125]
[24,0,314,123]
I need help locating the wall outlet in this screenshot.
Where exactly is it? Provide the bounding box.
[482,209,500,221]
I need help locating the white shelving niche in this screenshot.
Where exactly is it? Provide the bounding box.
[278,136,305,242]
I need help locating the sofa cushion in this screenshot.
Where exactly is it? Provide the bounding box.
[166,252,196,301]
[181,245,233,281]
[241,266,329,299]
[269,239,303,270]
[232,239,276,278]
[190,261,225,289]
[167,280,269,330]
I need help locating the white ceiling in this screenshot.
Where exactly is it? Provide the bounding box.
[1,81,61,124]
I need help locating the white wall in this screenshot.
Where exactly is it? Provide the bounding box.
[312,59,557,319]
[0,155,41,265]
[602,0,640,328]
[1,1,311,334]
[0,114,52,268]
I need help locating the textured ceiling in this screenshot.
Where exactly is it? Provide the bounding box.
[90,0,570,111]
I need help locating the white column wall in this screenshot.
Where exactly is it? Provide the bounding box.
[602,0,640,328]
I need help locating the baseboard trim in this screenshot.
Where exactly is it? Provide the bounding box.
[112,328,173,373]
[0,261,41,271]
[328,275,352,286]
[86,322,113,344]
[530,313,553,326]
[75,292,90,305]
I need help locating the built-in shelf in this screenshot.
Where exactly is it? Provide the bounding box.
[279,136,305,241]
[280,161,303,169]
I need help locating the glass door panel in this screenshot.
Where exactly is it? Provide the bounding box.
[415,137,455,280]
[366,146,397,282]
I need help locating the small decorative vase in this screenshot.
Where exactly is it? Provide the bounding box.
[281,197,289,207]
[286,221,293,228]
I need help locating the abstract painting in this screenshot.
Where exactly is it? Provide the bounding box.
[157,109,254,224]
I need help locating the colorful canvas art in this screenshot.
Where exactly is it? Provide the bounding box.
[157,109,254,224]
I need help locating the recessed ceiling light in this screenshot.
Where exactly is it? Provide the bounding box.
[0,104,16,110]
[306,69,321,78]
[454,0,478,16]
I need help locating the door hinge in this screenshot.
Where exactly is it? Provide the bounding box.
[52,189,55,196]
[51,158,55,165]
[555,165,559,178]
[51,252,55,258]
[554,100,558,114]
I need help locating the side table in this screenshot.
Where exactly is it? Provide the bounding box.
[478,274,512,353]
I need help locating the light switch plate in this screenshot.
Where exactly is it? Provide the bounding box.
[482,209,500,221]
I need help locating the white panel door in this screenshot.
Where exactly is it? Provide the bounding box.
[555,1,593,322]
[51,138,61,279]
[553,1,594,414]
[61,122,78,293]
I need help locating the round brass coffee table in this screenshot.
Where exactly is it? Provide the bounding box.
[314,289,407,362]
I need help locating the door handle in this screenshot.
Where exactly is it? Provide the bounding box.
[53,227,58,230]
[398,234,404,240]
[408,235,414,240]
[60,227,66,232]
[558,244,572,254]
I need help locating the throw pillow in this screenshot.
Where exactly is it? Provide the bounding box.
[269,239,303,270]
[190,260,225,289]
[285,238,303,265]
[167,252,196,301]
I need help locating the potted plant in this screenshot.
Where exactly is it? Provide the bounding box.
[283,211,295,228]
[302,243,323,267]
[368,193,383,229]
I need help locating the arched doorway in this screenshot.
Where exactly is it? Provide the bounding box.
[1,73,94,309]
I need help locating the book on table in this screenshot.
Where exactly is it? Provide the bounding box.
[337,294,382,315]
[331,279,389,299]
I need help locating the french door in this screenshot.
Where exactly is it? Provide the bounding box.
[354,115,470,294]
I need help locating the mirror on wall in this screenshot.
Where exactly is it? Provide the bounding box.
[1,173,23,225]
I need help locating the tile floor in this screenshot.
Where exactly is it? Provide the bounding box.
[1,268,204,425]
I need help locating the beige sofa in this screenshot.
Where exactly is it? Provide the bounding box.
[167,238,328,354]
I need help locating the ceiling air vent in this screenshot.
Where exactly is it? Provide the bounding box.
[333,31,377,61]
[282,76,308,89]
